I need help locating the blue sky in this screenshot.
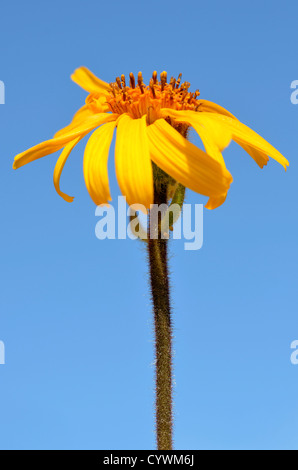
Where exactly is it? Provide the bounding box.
[0,0,298,450]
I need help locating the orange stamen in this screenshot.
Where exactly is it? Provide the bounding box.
[85,71,201,121]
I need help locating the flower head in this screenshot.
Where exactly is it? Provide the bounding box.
[13,67,289,210]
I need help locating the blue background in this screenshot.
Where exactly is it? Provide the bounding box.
[0,0,297,450]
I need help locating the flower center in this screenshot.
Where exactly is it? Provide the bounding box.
[86,71,201,124]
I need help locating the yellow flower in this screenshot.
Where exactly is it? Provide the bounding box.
[13,67,289,210]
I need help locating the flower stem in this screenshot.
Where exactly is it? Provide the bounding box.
[148,182,174,450]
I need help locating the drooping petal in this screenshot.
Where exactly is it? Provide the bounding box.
[161,108,232,165]
[146,118,233,207]
[115,114,154,210]
[54,105,93,138]
[53,137,82,203]
[83,121,117,206]
[196,99,236,118]
[239,143,269,169]
[198,112,289,170]
[71,67,111,94]
[205,193,228,210]
[196,100,284,169]
[13,113,118,170]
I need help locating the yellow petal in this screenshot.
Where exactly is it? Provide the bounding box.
[161,108,231,165]
[146,118,233,206]
[54,105,93,138]
[115,114,154,210]
[201,113,289,170]
[205,193,227,210]
[71,67,111,94]
[196,100,285,169]
[196,99,236,118]
[13,113,117,170]
[83,121,117,206]
[53,137,81,203]
[164,108,270,170]
[238,143,269,169]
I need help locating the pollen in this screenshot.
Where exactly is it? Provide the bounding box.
[85,71,201,124]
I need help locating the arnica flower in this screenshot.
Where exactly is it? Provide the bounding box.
[13,68,289,210]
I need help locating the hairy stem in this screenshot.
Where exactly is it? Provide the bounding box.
[148,182,173,450]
